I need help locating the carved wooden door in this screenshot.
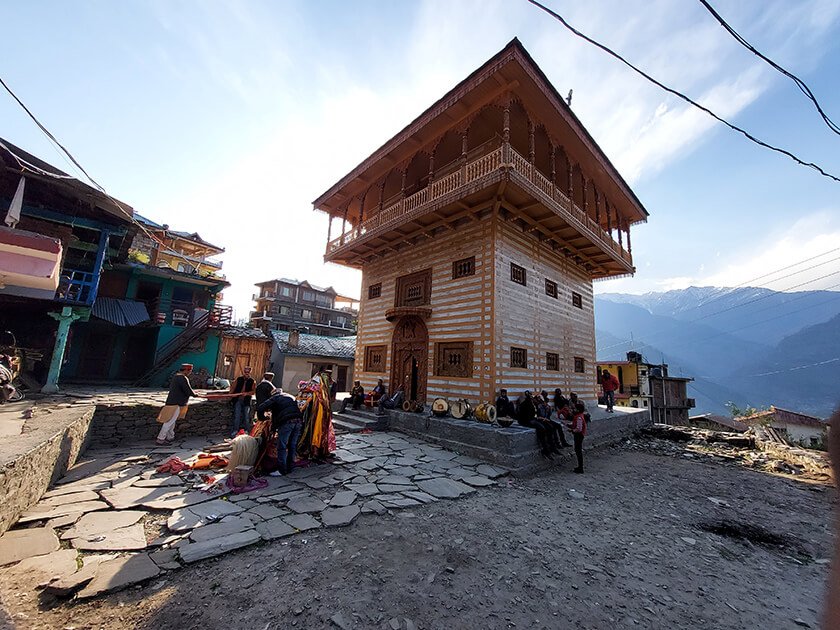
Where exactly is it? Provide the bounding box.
[390,316,428,404]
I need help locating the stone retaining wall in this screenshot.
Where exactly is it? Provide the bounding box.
[387,407,652,475]
[0,405,95,535]
[89,398,231,445]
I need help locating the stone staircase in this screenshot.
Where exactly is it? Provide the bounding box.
[332,406,389,433]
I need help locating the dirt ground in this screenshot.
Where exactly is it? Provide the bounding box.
[0,438,835,630]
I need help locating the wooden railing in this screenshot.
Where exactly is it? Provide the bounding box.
[327,143,632,267]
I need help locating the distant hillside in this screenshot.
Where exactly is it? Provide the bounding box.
[595,287,840,417]
[598,286,840,346]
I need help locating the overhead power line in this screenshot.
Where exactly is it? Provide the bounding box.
[698,0,840,136]
[0,75,217,277]
[524,0,840,183]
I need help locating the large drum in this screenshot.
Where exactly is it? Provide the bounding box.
[474,403,497,424]
[432,398,449,417]
[450,399,472,420]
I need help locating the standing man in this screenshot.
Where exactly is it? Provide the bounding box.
[600,370,620,413]
[255,372,277,421]
[568,401,588,473]
[257,391,303,476]
[229,366,256,437]
[156,364,200,445]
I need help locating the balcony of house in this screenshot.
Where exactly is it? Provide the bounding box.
[324,141,634,277]
[142,297,232,329]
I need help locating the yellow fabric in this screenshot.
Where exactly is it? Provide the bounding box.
[156,405,188,424]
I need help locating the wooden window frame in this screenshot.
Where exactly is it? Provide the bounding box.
[434,341,473,378]
[572,291,583,309]
[510,262,527,286]
[368,283,382,299]
[545,279,558,299]
[395,268,432,307]
[546,352,560,371]
[364,345,387,373]
[574,357,585,373]
[510,346,528,369]
[452,256,476,280]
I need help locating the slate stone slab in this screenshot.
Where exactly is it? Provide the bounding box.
[247,504,286,521]
[378,484,418,494]
[329,491,358,507]
[0,527,60,565]
[416,478,476,499]
[361,500,387,515]
[256,517,297,540]
[77,553,160,598]
[100,486,179,510]
[39,490,101,507]
[168,500,242,532]
[401,490,438,504]
[189,517,253,543]
[44,554,116,597]
[61,510,145,540]
[445,467,477,480]
[133,476,184,488]
[332,450,367,463]
[150,549,181,571]
[462,475,495,488]
[46,512,84,530]
[378,475,413,486]
[475,464,509,479]
[321,505,361,527]
[282,514,322,532]
[17,501,110,524]
[42,480,112,499]
[10,548,78,581]
[179,530,261,564]
[346,483,379,497]
[143,490,220,510]
[453,455,483,466]
[72,523,148,551]
[287,496,326,514]
[381,498,420,509]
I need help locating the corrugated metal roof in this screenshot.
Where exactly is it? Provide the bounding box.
[92,297,150,327]
[271,330,356,359]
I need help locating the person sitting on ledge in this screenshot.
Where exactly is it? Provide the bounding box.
[378,383,405,414]
[341,380,365,412]
[365,378,386,408]
[517,390,556,458]
[495,388,515,418]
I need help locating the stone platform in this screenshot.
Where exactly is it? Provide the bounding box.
[386,405,652,475]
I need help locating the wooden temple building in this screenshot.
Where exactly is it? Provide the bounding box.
[314,39,649,407]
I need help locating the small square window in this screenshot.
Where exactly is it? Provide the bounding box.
[546,352,559,371]
[574,357,585,373]
[301,309,312,320]
[364,345,386,372]
[452,256,475,279]
[511,347,527,368]
[368,283,382,299]
[545,279,558,298]
[572,292,583,309]
[510,263,526,286]
[434,341,473,378]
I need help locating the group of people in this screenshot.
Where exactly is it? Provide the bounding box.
[496,387,589,472]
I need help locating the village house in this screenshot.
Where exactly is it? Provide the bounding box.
[268,329,355,393]
[131,214,225,279]
[0,138,136,392]
[251,278,358,337]
[742,406,830,449]
[313,39,648,407]
[597,350,695,424]
[215,326,273,383]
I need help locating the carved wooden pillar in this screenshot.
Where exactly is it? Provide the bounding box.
[378,179,385,214]
[503,104,510,142]
[400,169,407,198]
[626,221,632,253]
[594,189,601,225]
[428,152,435,182]
[461,130,468,162]
[583,177,590,215]
[617,216,623,247]
[549,147,556,184]
[327,215,333,242]
[567,162,574,205]
[340,206,348,245]
[528,121,535,164]
[605,200,612,236]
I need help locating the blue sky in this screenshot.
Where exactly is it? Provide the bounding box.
[3,0,840,320]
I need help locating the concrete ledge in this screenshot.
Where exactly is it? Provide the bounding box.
[0,404,95,535]
[387,406,652,475]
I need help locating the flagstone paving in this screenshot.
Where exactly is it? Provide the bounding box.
[0,429,507,600]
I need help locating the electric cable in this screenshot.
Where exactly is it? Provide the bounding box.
[698,0,840,135]
[524,0,840,183]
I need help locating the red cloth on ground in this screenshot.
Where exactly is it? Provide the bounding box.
[156,457,189,474]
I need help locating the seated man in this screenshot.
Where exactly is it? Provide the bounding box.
[495,389,514,418]
[378,383,405,414]
[341,380,365,412]
[365,379,386,407]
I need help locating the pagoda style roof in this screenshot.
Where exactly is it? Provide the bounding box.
[314,38,648,227]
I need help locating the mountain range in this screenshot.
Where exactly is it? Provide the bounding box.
[594,287,840,418]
